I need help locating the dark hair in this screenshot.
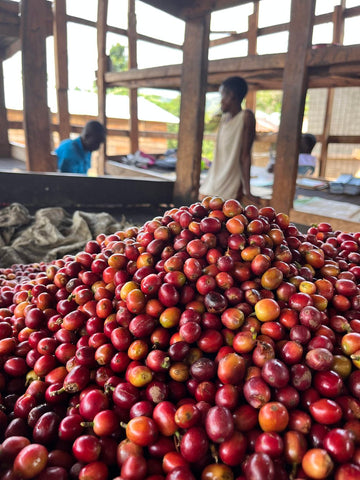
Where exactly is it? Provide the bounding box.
[83,121,106,140]
[221,76,248,103]
[300,133,316,153]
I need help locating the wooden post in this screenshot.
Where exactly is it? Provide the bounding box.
[246,1,259,112]
[128,0,139,154]
[97,0,108,175]
[21,0,54,171]
[271,0,315,214]
[0,60,10,158]
[318,3,345,177]
[173,13,210,206]
[53,0,70,142]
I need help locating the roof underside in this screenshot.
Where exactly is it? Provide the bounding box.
[140,0,251,19]
[0,0,19,59]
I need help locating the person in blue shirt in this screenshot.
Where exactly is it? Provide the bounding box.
[56,120,106,173]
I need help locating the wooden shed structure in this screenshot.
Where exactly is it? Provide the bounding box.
[1,0,360,229]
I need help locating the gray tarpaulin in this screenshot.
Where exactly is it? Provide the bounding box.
[0,203,127,267]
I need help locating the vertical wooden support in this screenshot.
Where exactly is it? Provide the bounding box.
[53,0,70,141]
[0,60,10,158]
[21,0,54,171]
[246,1,259,112]
[318,4,345,177]
[97,0,108,175]
[319,89,335,178]
[173,13,210,206]
[271,0,315,214]
[128,0,139,154]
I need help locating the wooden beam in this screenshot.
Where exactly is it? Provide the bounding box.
[0,23,19,37]
[104,45,360,91]
[328,135,360,144]
[246,1,259,112]
[0,171,174,209]
[53,0,70,141]
[21,0,54,172]
[136,0,184,19]
[0,0,19,14]
[344,5,360,19]
[2,38,20,60]
[319,89,335,178]
[141,0,251,19]
[135,32,182,50]
[207,7,352,49]
[212,0,265,13]
[271,0,315,214]
[173,13,210,205]
[308,68,360,88]
[97,0,108,176]
[128,0,139,154]
[290,209,360,234]
[66,14,182,50]
[0,60,10,157]
[319,4,345,178]
[104,53,286,87]
[307,44,360,67]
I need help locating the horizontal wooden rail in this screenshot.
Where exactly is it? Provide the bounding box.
[66,15,183,50]
[8,119,360,150]
[209,6,360,48]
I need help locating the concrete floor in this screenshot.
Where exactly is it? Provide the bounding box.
[0,157,27,172]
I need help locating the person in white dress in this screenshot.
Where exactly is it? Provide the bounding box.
[199,76,260,205]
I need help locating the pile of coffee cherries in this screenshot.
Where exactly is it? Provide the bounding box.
[0,197,360,480]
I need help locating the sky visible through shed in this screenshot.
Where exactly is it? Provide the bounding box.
[3,0,360,109]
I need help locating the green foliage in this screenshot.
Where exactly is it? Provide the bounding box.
[255,89,310,117]
[139,94,180,150]
[109,86,130,96]
[109,43,128,72]
[256,90,283,114]
[141,94,181,117]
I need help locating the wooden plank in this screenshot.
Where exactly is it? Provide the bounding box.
[134,0,184,19]
[141,0,252,19]
[21,0,54,172]
[319,4,345,178]
[2,38,20,60]
[308,68,360,88]
[290,209,360,234]
[208,7,352,49]
[0,1,19,14]
[105,41,360,87]
[0,171,174,209]
[53,0,70,141]
[0,23,19,37]
[105,64,360,91]
[328,135,360,144]
[97,0,108,175]
[271,0,315,214]
[308,44,360,67]
[104,53,287,89]
[333,2,345,44]
[344,5,360,19]
[319,88,335,177]
[173,13,210,205]
[128,0,139,154]
[66,14,182,50]
[246,2,259,112]
[0,60,10,157]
